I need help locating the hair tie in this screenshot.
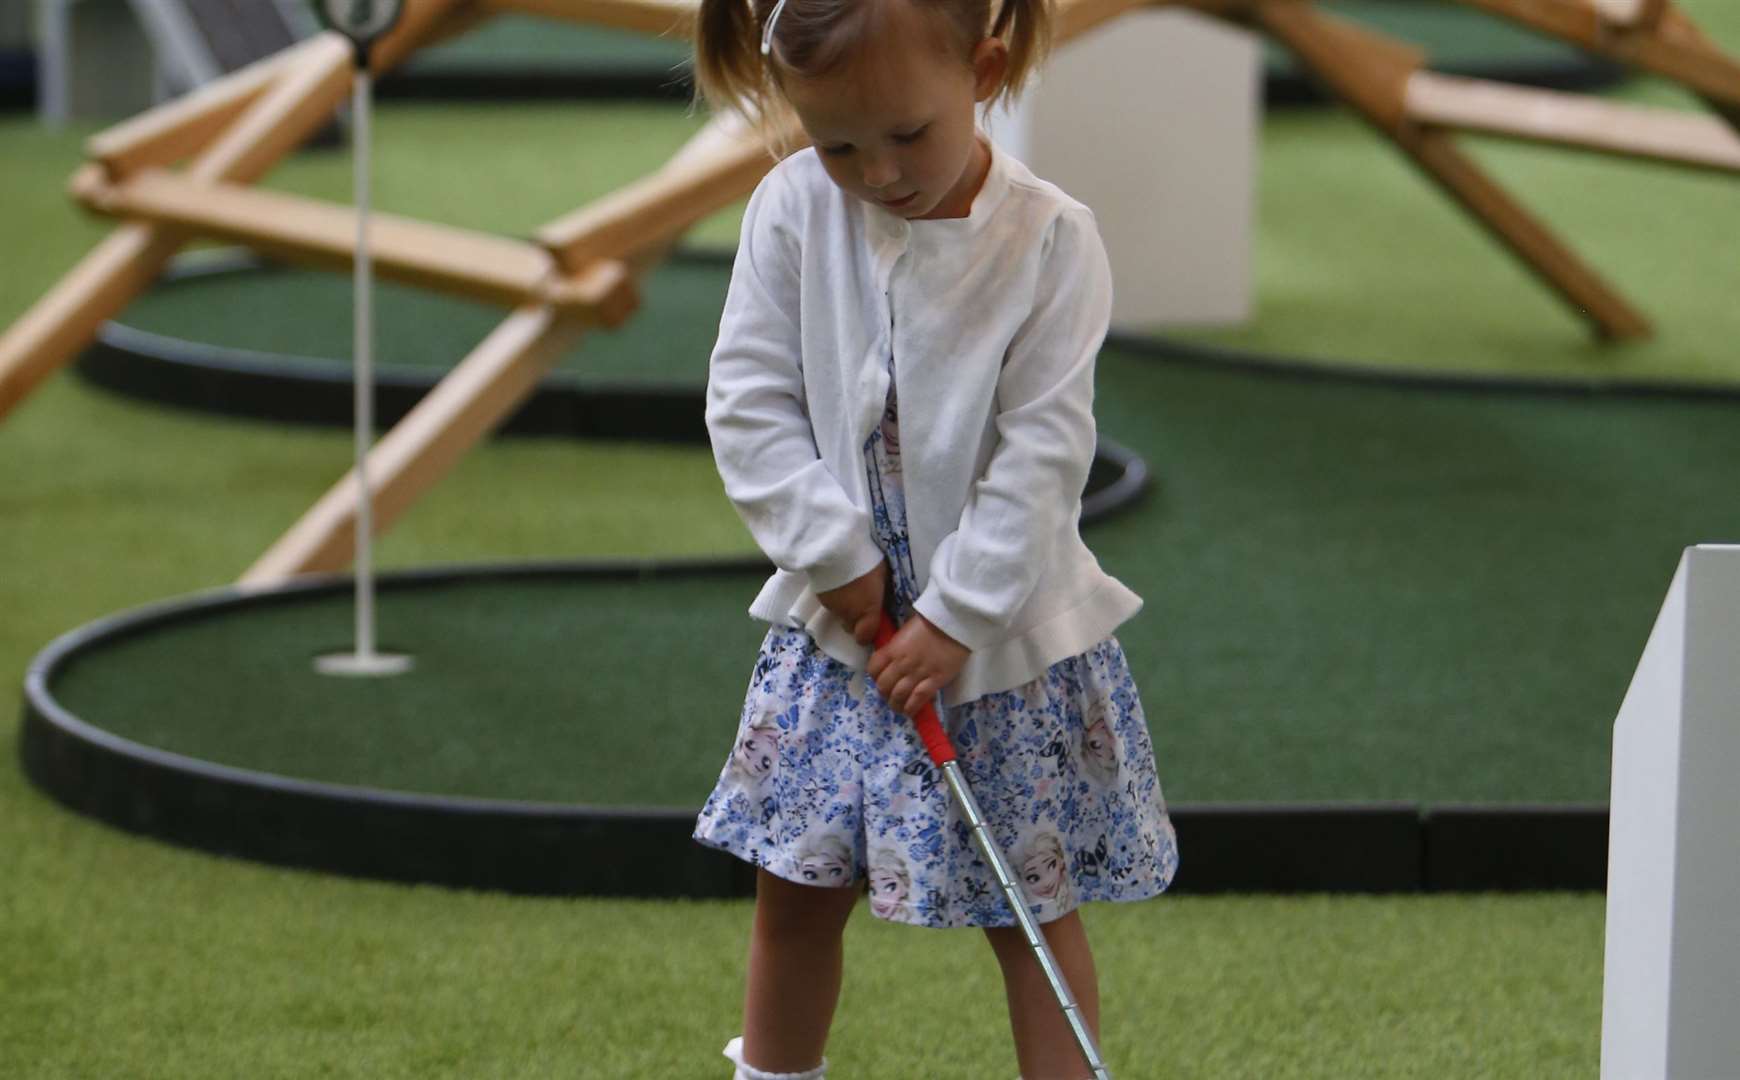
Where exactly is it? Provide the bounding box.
[761,0,788,56]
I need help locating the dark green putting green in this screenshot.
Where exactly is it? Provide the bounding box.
[44,350,1740,809]
[48,572,766,807]
[112,252,727,389]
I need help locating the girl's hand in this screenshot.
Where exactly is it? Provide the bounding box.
[816,561,889,646]
[869,615,969,719]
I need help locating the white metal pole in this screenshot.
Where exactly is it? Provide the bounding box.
[316,52,410,678]
[354,64,375,662]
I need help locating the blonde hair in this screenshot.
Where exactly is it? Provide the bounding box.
[694,0,1053,151]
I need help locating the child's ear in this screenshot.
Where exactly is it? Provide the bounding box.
[971,37,1009,103]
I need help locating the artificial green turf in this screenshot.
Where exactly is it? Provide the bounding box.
[0,766,1605,1079]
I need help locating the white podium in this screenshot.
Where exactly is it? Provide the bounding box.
[1602,544,1740,1079]
[984,8,1260,331]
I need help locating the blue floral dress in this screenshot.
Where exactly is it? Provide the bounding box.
[693,356,1178,929]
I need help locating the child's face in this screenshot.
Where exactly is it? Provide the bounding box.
[781,5,1006,221]
[1022,843,1064,898]
[799,848,851,886]
[734,729,777,780]
[868,865,908,916]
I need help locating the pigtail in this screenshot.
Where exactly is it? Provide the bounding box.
[693,0,766,117]
[693,0,804,156]
[987,0,1053,107]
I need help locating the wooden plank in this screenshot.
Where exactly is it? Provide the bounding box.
[1257,0,1424,133]
[1257,0,1649,340]
[1410,129,1650,340]
[85,36,322,179]
[0,0,470,424]
[190,0,470,186]
[0,223,186,421]
[1593,0,1667,29]
[482,0,696,38]
[81,169,565,308]
[1453,0,1740,105]
[1406,71,1740,172]
[187,36,357,185]
[539,110,796,272]
[237,289,627,586]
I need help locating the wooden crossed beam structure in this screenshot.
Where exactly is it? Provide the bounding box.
[0,0,1735,590]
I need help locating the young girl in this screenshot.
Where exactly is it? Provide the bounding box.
[690,0,1179,1075]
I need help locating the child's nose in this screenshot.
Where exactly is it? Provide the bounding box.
[861,154,899,190]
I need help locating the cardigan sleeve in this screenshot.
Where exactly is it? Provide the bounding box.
[704,173,886,594]
[913,207,1111,650]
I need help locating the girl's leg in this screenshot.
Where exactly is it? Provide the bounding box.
[741,867,860,1073]
[982,910,1102,1080]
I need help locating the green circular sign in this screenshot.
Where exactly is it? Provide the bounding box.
[315,0,405,47]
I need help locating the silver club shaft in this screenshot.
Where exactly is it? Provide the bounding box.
[939,759,1112,1079]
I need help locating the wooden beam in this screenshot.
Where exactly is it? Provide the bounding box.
[237,281,630,587]
[190,0,472,186]
[1594,0,1668,31]
[77,169,574,309]
[482,0,696,38]
[1406,71,1740,173]
[538,110,797,273]
[1258,0,1650,339]
[1409,129,1650,339]
[1452,0,1740,106]
[1254,1,1424,134]
[85,37,323,180]
[0,224,185,419]
[0,0,471,424]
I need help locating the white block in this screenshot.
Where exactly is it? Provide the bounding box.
[1602,544,1740,1079]
[985,9,1260,330]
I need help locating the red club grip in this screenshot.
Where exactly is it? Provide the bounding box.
[875,612,958,766]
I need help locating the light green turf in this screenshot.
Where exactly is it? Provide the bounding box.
[0,767,1605,1079]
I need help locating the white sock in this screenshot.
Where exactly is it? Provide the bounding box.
[722,1036,828,1079]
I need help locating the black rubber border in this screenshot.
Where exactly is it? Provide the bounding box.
[19,560,1609,897]
[1106,330,1740,405]
[0,48,33,111]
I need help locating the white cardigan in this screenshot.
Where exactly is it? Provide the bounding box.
[704,137,1142,706]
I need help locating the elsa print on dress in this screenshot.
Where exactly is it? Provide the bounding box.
[867,849,911,918]
[731,713,781,785]
[797,835,853,887]
[1018,831,1073,910]
[1080,701,1120,786]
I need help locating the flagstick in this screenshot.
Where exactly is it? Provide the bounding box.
[317,53,412,679]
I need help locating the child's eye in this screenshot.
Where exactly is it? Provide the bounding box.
[894,126,928,145]
[820,143,854,157]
